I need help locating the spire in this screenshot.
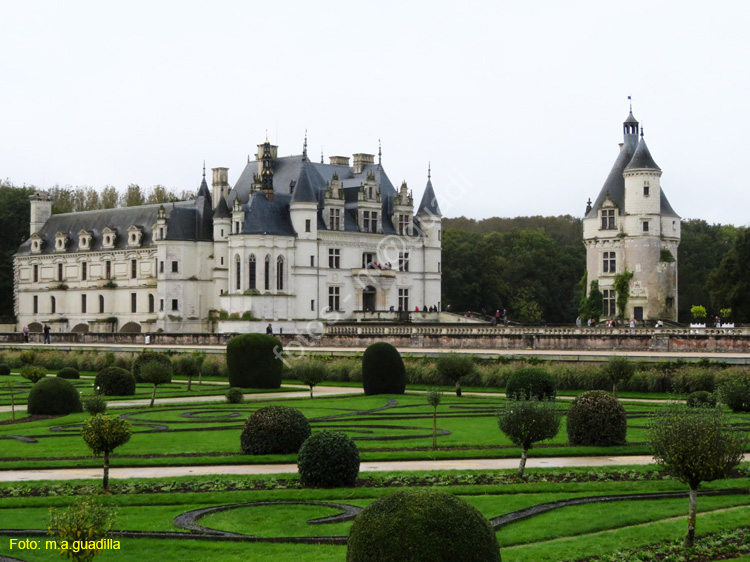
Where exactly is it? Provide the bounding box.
[321,147,324,164]
[197,162,210,199]
[302,130,308,162]
[202,160,206,178]
[417,165,441,216]
[428,162,431,180]
[378,139,382,168]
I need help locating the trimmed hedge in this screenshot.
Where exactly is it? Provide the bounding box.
[0,364,9,376]
[132,351,172,383]
[298,431,360,487]
[240,405,311,455]
[226,334,283,389]
[506,367,556,400]
[567,390,627,446]
[57,367,80,379]
[94,367,136,396]
[687,391,717,408]
[362,342,406,395]
[27,377,82,415]
[346,488,501,562]
[82,394,107,415]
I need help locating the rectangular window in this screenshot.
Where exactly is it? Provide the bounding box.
[131,293,137,313]
[33,295,38,314]
[51,296,56,314]
[603,251,616,274]
[99,295,105,313]
[603,289,616,316]
[305,219,311,233]
[398,252,410,272]
[160,299,164,312]
[642,221,649,232]
[329,248,340,269]
[311,299,315,311]
[398,288,409,311]
[81,294,87,313]
[329,208,340,230]
[131,259,137,279]
[398,215,410,235]
[58,263,63,281]
[249,259,256,290]
[328,286,340,311]
[310,255,315,267]
[362,252,375,268]
[438,261,441,273]
[105,261,111,280]
[643,185,650,196]
[81,262,87,281]
[370,212,378,233]
[666,297,674,308]
[171,261,178,273]
[33,264,38,283]
[171,299,178,311]
[159,261,164,274]
[362,211,370,232]
[601,209,616,230]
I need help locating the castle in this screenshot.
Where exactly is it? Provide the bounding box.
[583,109,680,322]
[13,139,442,334]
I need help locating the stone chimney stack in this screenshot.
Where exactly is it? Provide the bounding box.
[211,167,229,209]
[29,191,52,236]
[353,153,375,174]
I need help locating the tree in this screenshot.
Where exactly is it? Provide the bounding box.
[497,397,561,478]
[603,356,635,397]
[0,183,35,316]
[100,186,119,209]
[581,280,603,322]
[140,360,173,407]
[707,227,750,322]
[613,270,634,319]
[172,354,200,392]
[294,360,327,398]
[147,185,180,204]
[436,353,475,397]
[81,414,132,491]
[20,365,47,383]
[426,388,443,449]
[121,184,146,207]
[48,496,117,562]
[647,404,747,547]
[3,379,17,421]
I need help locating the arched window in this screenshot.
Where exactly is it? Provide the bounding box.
[148,293,155,313]
[264,255,271,291]
[276,256,284,291]
[51,296,56,314]
[248,255,256,290]
[235,255,241,291]
[99,294,104,313]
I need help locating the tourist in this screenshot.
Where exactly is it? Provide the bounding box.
[266,323,273,335]
[575,316,581,328]
[22,325,29,343]
[43,323,51,344]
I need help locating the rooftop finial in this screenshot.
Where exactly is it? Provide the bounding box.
[302,130,308,161]
[202,160,206,178]
[320,146,324,164]
[628,95,632,113]
[428,162,431,180]
[641,121,644,137]
[378,139,382,167]
[265,129,268,142]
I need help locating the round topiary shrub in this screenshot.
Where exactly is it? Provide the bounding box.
[226,387,244,404]
[347,489,501,562]
[94,367,136,396]
[686,390,717,408]
[0,364,10,376]
[506,367,556,400]
[566,390,627,446]
[226,334,283,389]
[27,377,82,415]
[240,405,311,455]
[82,394,107,415]
[362,342,406,395]
[298,431,360,487]
[57,367,80,379]
[132,351,172,383]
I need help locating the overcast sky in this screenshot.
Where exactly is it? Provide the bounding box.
[2,1,748,225]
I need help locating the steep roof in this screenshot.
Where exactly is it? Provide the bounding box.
[625,137,661,171]
[291,161,324,204]
[213,195,231,219]
[240,192,296,236]
[417,178,442,216]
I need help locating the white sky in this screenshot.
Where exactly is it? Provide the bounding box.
[1,1,748,225]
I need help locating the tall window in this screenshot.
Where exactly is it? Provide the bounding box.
[362,252,375,268]
[159,261,164,274]
[131,259,137,279]
[642,221,650,232]
[328,286,340,311]
[33,295,38,314]
[601,209,616,230]
[603,251,616,274]
[264,255,270,291]
[329,248,340,269]
[58,263,63,281]
[305,219,311,233]
[105,261,111,280]
[603,289,616,316]
[398,288,409,311]
[248,255,256,289]
[33,264,38,283]
[99,295,104,313]
[51,296,56,314]
[276,256,284,291]
[235,256,241,291]
[329,208,340,230]
[310,255,315,267]
[148,294,155,313]
[370,212,378,233]
[363,211,371,232]
[81,294,87,313]
[131,293,137,313]
[81,262,87,281]
[172,299,179,311]
[398,252,410,272]
[398,215,410,235]
[171,261,178,273]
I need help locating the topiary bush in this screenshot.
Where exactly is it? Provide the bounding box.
[57,367,80,380]
[240,405,311,455]
[436,353,475,397]
[226,334,283,389]
[132,351,172,383]
[94,367,136,396]
[0,364,9,376]
[362,342,406,395]
[20,365,47,383]
[566,390,627,446]
[27,377,82,415]
[687,391,717,408]
[226,387,244,404]
[346,488,501,562]
[82,394,107,415]
[717,375,750,413]
[298,431,360,487]
[506,367,556,400]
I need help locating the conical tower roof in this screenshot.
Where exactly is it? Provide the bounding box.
[291,161,324,204]
[213,195,230,219]
[417,176,441,216]
[625,136,661,171]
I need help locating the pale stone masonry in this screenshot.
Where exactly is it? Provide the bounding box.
[583,110,680,322]
[14,139,442,334]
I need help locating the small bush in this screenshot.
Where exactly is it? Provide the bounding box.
[298,431,360,487]
[20,365,47,383]
[200,356,222,378]
[82,394,108,415]
[226,387,244,403]
[132,351,172,383]
[346,488,501,562]
[240,405,311,455]
[94,367,136,396]
[436,353,475,396]
[27,377,82,415]
[226,334,283,389]
[686,391,717,408]
[506,367,556,400]
[48,497,117,561]
[140,360,173,407]
[56,367,80,379]
[567,390,627,446]
[19,350,36,365]
[292,360,328,398]
[603,356,636,396]
[362,342,406,395]
[717,375,750,412]
[0,364,10,376]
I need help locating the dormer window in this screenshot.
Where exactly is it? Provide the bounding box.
[127,225,143,247]
[600,209,616,230]
[78,229,93,251]
[102,227,117,249]
[54,231,69,252]
[30,233,44,254]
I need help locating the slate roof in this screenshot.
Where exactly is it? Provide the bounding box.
[240,192,296,236]
[213,195,231,219]
[625,137,660,171]
[417,178,442,216]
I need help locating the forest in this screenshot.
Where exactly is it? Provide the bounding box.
[0,181,746,324]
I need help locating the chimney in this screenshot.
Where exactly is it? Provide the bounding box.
[29,191,52,236]
[211,167,229,209]
[329,156,350,167]
[353,153,375,174]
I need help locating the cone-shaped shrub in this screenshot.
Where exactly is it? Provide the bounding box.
[226,334,283,389]
[362,342,406,395]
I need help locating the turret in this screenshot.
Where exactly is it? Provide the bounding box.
[290,162,319,240]
[624,132,663,230]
